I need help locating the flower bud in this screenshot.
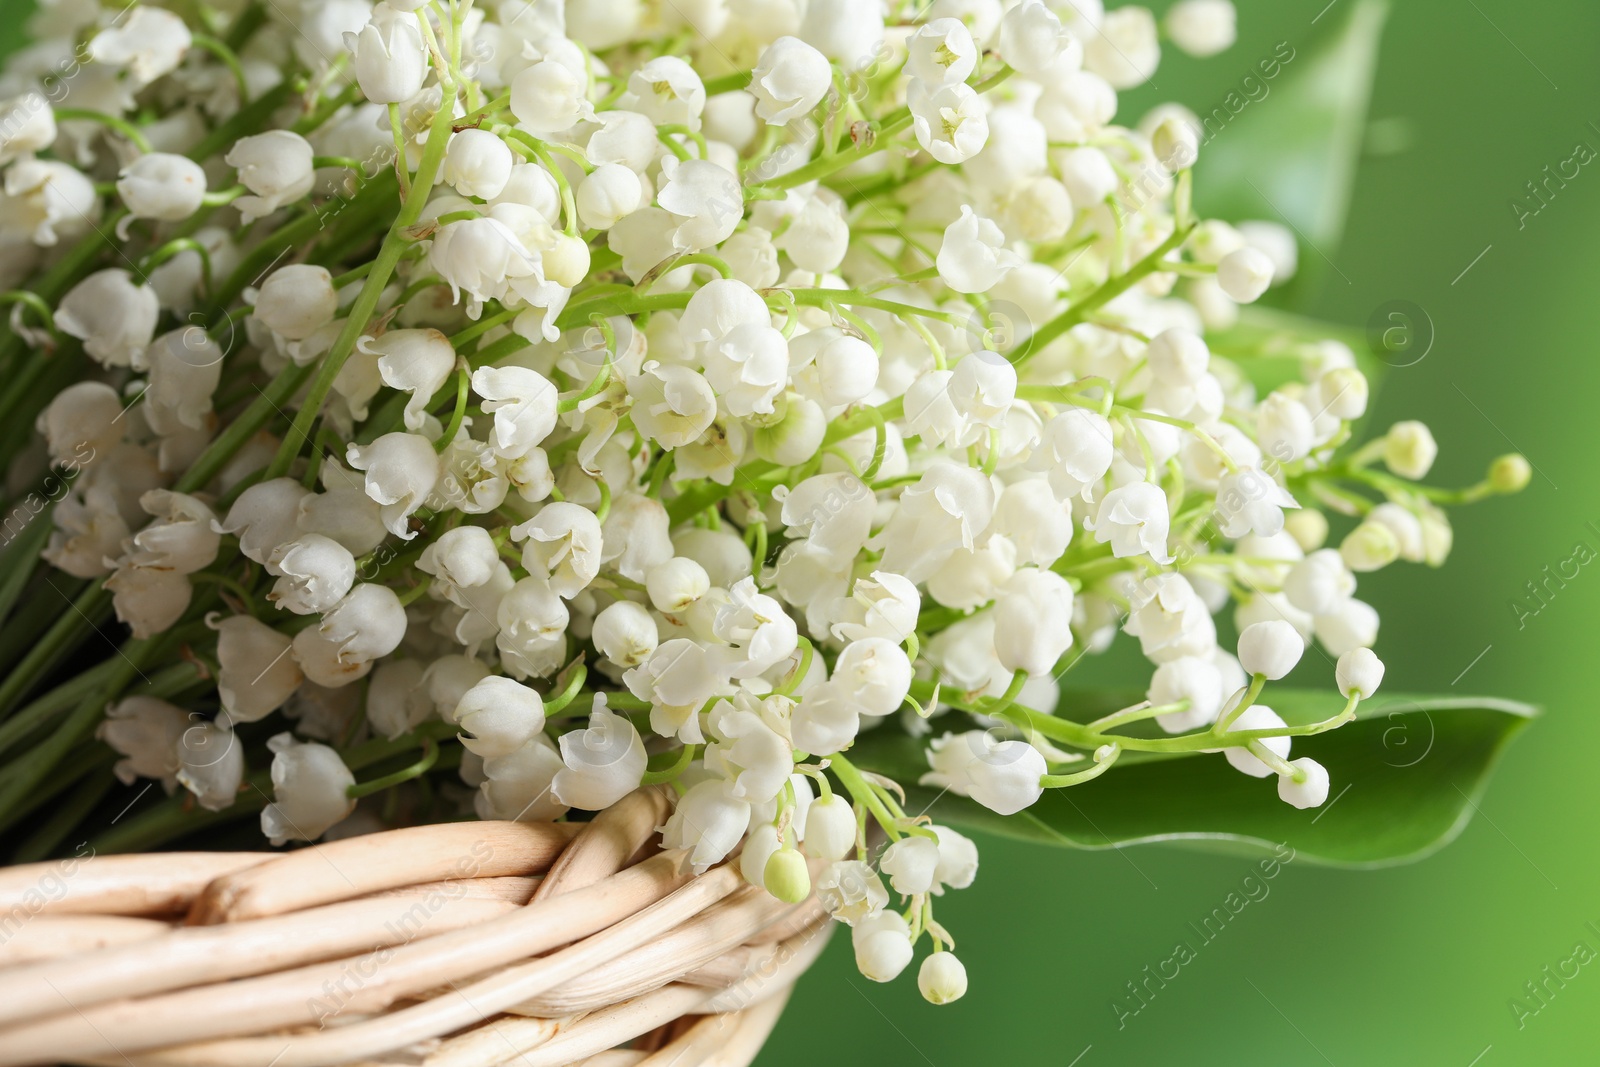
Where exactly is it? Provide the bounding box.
[1056,145,1118,206]
[750,36,832,124]
[99,697,187,787]
[815,859,889,925]
[575,163,643,230]
[1166,0,1237,57]
[1336,647,1385,699]
[661,778,753,874]
[455,676,548,759]
[802,792,857,861]
[253,264,338,341]
[366,659,431,740]
[553,697,648,810]
[764,847,812,903]
[937,206,1019,294]
[994,567,1075,677]
[1216,247,1274,303]
[225,130,316,224]
[1152,116,1199,172]
[1340,521,1399,573]
[999,0,1075,76]
[1236,619,1304,680]
[268,534,358,615]
[176,719,244,811]
[646,556,710,613]
[853,911,914,982]
[1316,367,1368,421]
[443,128,514,200]
[0,93,56,165]
[511,59,594,135]
[1148,655,1224,732]
[879,835,940,895]
[1384,420,1438,479]
[591,600,659,668]
[89,6,191,86]
[345,7,427,103]
[923,731,1045,816]
[1146,327,1209,384]
[918,952,968,1005]
[907,18,977,85]
[1221,704,1290,777]
[832,637,913,716]
[1283,549,1355,615]
[1489,453,1532,494]
[754,394,826,466]
[1284,508,1329,552]
[261,733,356,844]
[116,153,207,234]
[798,0,884,69]
[741,823,783,886]
[1313,597,1379,657]
[1277,756,1330,809]
[347,432,442,538]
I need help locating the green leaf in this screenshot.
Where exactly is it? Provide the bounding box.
[851,690,1536,868]
[1193,0,1389,304]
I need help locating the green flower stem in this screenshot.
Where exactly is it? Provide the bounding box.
[138,238,214,293]
[664,395,904,526]
[55,108,153,153]
[175,359,318,493]
[264,85,461,480]
[642,742,698,785]
[0,660,117,759]
[0,505,55,624]
[1214,673,1266,733]
[702,70,753,95]
[187,80,295,162]
[435,368,470,452]
[543,663,589,715]
[190,33,252,101]
[0,290,56,336]
[1040,744,1121,789]
[346,736,439,798]
[449,307,518,348]
[0,585,111,720]
[1089,700,1188,733]
[1021,222,1195,363]
[776,636,813,698]
[828,752,901,842]
[11,753,116,861]
[785,287,966,326]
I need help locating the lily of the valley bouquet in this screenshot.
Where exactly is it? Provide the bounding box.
[0,0,1532,1041]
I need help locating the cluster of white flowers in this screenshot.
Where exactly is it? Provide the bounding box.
[0,0,1526,1003]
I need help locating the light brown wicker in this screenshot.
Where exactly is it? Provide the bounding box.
[0,787,830,1067]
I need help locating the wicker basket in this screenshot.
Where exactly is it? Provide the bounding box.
[0,787,829,1067]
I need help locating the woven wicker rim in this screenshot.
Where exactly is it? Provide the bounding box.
[0,787,829,1067]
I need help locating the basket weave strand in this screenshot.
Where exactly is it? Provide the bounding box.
[0,787,828,1066]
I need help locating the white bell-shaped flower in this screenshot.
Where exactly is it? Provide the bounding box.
[260,733,356,845]
[477,735,569,823]
[854,911,915,982]
[646,556,711,613]
[345,4,427,103]
[626,363,719,449]
[176,719,244,812]
[225,130,315,224]
[999,0,1075,76]
[705,693,793,803]
[703,322,789,416]
[1029,408,1114,499]
[1336,647,1386,699]
[601,492,675,581]
[252,264,338,341]
[56,269,161,370]
[511,59,595,135]
[363,328,456,433]
[104,564,192,640]
[575,163,643,230]
[1278,757,1330,809]
[803,792,857,861]
[553,696,649,810]
[907,18,977,85]
[658,158,744,252]
[366,660,432,740]
[921,730,1045,816]
[591,600,660,668]
[214,478,312,569]
[750,36,833,123]
[455,675,548,759]
[209,613,302,724]
[1087,481,1173,563]
[919,952,969,1005]
[1125,572,1216,663]
[908,81,988,164]
[268,534,358,615]
[2,159,100,246]
[815,859,889,925]
[346,432,442,537]
[1166,0,1237,57]
[714,577,800,678]
[932,824,979,892]
[624,638,725,742]
[512,501,604,598]
[0,93,56,165]
[876,465,996,583]
[624,56,707,130]
[798,0,884,68]
[779,471,875,564]
[993,567,1075,676]
[471,365,559,459]
[98,697,188,789]
[313,583,409,665]
[115,152,206,235]
[1217,247,1274,303]
[830,571,920,644]
[1237,619,1304,680]
[89,6,192,86]
[880,835,940,895]
[1147,655,1224,733]
[124,490,220,575]
[832,637,912,716]
[443,128,514,200]
[937,207,1020,295]
[1084,5,1160,89]
[660,778,752,873]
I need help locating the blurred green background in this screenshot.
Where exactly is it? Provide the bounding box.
[4,0,1597,1063]
[761,1,1600,1064]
